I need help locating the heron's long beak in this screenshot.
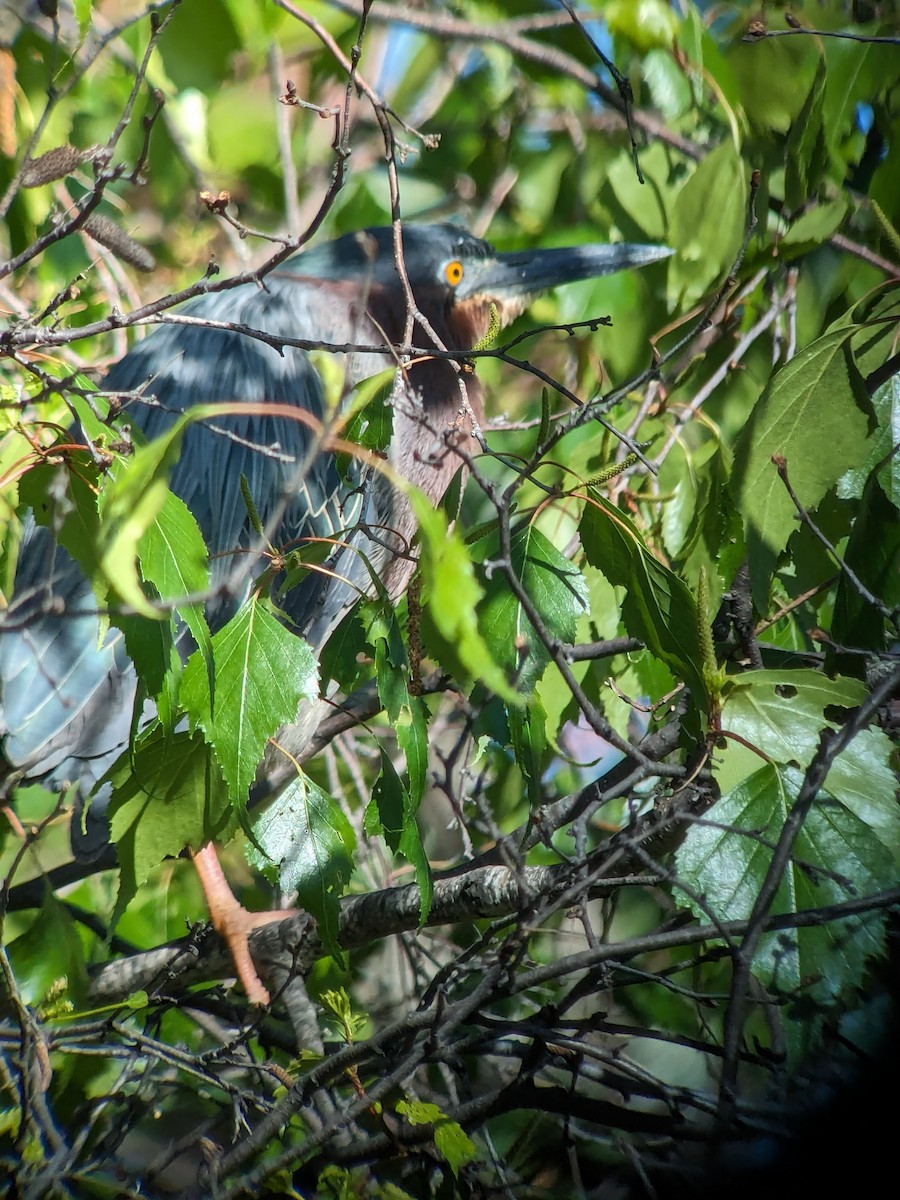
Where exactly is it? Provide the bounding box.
[456,242,672,301]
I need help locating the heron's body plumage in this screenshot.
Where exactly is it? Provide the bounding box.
[1,223,670,811]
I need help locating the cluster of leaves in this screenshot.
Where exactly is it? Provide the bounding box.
[1,1,898,1197]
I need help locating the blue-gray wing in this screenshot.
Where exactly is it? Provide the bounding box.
[109,275,371,629]
[1,271,375,798]
[0,524,137,795]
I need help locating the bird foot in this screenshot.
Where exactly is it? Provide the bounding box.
[190,842,297,1006]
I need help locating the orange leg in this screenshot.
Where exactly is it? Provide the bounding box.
[190,842,296,1006]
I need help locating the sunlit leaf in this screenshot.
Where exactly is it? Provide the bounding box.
[580,489,708,712]
[669,141,747,306]
[180,597,318,807]
[476,522,588,694]
[395,1099,478,1178]
[676,763,892,1057]
[409,492,517,702]
[105,728,234,922]
[5,895,88,1008]
[248,769,355,953]
[732,328,871,603]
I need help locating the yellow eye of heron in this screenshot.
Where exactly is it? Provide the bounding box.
[444,259,464,287]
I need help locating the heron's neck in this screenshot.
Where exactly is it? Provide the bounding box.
[391,362,482,494]
[377,364,482,598]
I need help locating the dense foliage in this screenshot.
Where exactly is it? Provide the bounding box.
[1,1,898,1196]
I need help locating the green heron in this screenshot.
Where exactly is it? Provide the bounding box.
[1,222,670,1002]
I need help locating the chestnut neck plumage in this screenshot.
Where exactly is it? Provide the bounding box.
[363,284,490,598]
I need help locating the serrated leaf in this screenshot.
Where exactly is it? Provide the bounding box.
[105,728,234,923]
[676,763,892,1055]
[368,749,432,921]
[821,727,900,864]
[180,598,318,807]
[138,489,211,657]
[118,609,179,718]
[509,696,548,807]
[669,142,747,306]
[5,895,88,1008]
[318,607,370,692]
[785,58,828,210]
[732,328,871,604]
[409,491,517,703]
[63,396,220,620]
[248,769,355,953]
[580,489,708,712]
[396,1099,446,1125]
[95,413,200,618]
[339,373,394,454]
[780,198,848,251]
[396,695,429,807]
[477,523,589,693]
[367,600,429,806]
[434,1119,478,1178]
[718,669,866,777]
[395,1099,477,1178]
[838,375,900,505]
[366,602,409,720]
[19,455,103,580]
[833,474,900,651]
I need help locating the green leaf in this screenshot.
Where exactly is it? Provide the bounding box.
[714,669,866,793]
[180,597,318,808]
[832,474,900,651]
[62,396,220,621]
[780,198,849,253]
[732,35,819,133]
[368,621,431,805]
[118,609,179,722]
[337,372,395,469]
[5,894,88,1008]
[838,374,900,506]
[732,328,871,604]
[785,59,828,210]
[118,490,211,720]
[508,696,548,808]
[19,454,102,580]
[824,727,900,864]
[821,39,899,173]
[366,602,409,721]
[847,283,900,386]
[397,695,429,808]
[367,749,433,921]
[248,769,355,954]
[105,728,234,923]
[138,489,211,659]
[477,523,589,693]
[669,141,748,306]
[642,48,692,121]
[409,492,518,703]
[605,0,678,50]
[73,0,94,39]
[580,489,708,712]
[94,412,201,619]
[660,437,743,594]
[434,1119,478,1179]
[395,1099,477,1178]
[676,763,892,1056]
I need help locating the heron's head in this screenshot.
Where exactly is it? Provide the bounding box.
[291,223,672,351]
